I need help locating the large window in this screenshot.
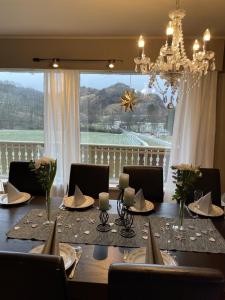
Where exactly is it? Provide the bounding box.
[0,71,44,141]
[80,73,175,182]
[0,71,176,183]
[0,71,44,176]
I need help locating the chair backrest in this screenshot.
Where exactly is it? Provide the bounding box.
[188,168,221,206]
[8,161,45,196]
[123,166,163,202]
[0,251,68,300]
[68,163,109,198]
[108,263,225,300]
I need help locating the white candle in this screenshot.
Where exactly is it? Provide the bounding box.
[99,192,109,211]
[119,173,129,189]
[123,187,135,207]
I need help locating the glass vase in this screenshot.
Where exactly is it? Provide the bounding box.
[43,189,53,225]
[179,200,185,230]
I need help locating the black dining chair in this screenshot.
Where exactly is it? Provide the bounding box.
[123,165,163,202]
[8,161,45,196]
[108,263,225,300]
[0,251,68,300]
[187,168,221,206]
[68,163,109,198]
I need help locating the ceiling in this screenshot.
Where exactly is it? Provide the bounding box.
[0,0,224,38]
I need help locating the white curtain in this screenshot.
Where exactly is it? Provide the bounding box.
[164,72,218,201]
[44,70,80,196]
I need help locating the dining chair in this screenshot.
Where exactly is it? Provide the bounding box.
[0,251,68,300]
[68,163,109,198]
[123,166,163,202]
[188,168,221,206]
[8,161,45,196]
[108,263,225,300]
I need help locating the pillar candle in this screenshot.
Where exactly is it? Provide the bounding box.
[123,187,135,207]
[119,173,129,189]
[99,192,109,211]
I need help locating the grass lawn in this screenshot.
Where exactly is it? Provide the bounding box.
[0,129,171,148]
[0,130,44,142]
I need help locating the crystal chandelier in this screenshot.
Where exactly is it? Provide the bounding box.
[134,0,215,108]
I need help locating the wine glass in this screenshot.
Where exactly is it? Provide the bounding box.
[221,193,225,219]
[0,180,4,194]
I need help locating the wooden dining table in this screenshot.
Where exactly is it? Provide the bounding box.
[0,196,225,300]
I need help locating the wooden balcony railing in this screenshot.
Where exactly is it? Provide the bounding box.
[0,141,44,176]
[0,142,171,182]
[80,144,170,182]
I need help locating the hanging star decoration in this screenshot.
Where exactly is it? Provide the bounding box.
[120,90,136,112]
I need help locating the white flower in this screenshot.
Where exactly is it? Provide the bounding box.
[172,163,200,172]
[34,156,56,169]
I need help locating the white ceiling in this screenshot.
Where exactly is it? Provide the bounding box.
[0,0,224,37]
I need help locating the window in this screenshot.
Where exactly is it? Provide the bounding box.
[80,73,175,182]
[0,71,176,183]
[0,71,44,176]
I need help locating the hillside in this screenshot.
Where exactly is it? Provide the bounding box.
[80,82,168,125]
[0,81,168,130]
[0,81,43,129]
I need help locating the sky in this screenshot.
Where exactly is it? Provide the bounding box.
[0,71,169,101]
[80,73,151,92]
[0,71,154,93]
[0,72,44,91]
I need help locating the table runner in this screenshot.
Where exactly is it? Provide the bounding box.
[6,208,225,253]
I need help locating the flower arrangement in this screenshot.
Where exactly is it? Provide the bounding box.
[172,164,202,202]
[30,156,57,223]
[171,164,202,227]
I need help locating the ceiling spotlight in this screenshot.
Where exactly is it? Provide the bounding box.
[33,57,123,69]
[33,58,41,62]
[108,60,115,69]
[52,58,59,68]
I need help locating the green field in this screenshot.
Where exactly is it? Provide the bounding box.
[0,130,44,142]
[0,130,171,147]
[81,131,144,146]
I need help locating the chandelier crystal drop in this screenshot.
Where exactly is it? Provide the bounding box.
[134,0,216,108]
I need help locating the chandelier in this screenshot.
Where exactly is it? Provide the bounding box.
[134,0,215,108]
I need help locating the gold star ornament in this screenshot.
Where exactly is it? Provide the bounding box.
[120,90,136,112]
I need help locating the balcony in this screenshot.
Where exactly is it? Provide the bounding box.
[0,141,171,182]
[0,141,44,176]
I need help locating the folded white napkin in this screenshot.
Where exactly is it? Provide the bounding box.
[7,182,21,203]
[196,192,212,214]
[145,221,164,265]
[133,189,146,210]
[73,185,85,207]
[42,219,59,255]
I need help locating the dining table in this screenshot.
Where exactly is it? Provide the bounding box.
[1,196,225,300]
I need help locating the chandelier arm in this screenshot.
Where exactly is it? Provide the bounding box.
[176,0,180,9]
[155,78,165,95]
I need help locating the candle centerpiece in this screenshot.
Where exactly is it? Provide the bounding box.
[115,173,129,226]
[97,192,111,232]
[120,187,136,238]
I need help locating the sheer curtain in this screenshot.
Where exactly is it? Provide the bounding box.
[44,70,80,196]
[164,72,218,201]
